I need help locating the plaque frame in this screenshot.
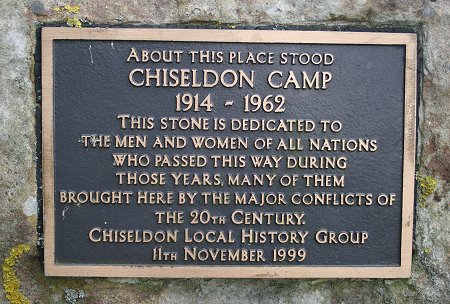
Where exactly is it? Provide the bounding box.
[42,27,417,278]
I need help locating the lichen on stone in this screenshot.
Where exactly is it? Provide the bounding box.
[63,5,80,14]
[2,244,31,304]
[53,5,80,14]
[66,16,82,28]
[52,4,83,27]
[416,174,437,207]
[63,287,86,304]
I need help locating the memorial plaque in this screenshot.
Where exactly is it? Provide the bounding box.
[42,28,417,278]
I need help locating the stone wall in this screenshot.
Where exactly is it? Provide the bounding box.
[0,0,448,303]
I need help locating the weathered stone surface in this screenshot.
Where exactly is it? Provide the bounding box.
[0,0,448,303]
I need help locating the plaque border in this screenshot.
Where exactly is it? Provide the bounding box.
[42,27,417,278]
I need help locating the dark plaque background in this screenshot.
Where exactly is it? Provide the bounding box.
[53,40,405,266]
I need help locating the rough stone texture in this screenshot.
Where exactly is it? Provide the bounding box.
[0,0,449,303]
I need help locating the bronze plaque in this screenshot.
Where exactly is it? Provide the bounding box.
[42,28,417,278]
